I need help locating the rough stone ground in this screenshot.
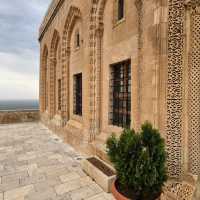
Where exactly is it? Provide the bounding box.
[0,122,115,200]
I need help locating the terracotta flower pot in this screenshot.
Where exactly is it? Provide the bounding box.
[111,180,130,200]
[111,180,162,200]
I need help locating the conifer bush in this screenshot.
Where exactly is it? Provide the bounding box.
[106,122,167,200]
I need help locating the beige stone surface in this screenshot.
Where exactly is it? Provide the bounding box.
[0,123,115,200]
[38,0,200,199]
[59,171,80,183]
[4,185,34,200]
[0,111,39,124]
[39,0,167,149]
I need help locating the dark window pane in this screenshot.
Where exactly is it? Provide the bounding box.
[118,0,124,21]
[73,73,82,116]
[76,32,80,47]
[58,79,62,111]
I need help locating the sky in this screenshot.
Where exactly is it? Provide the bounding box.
[0,0,51,100]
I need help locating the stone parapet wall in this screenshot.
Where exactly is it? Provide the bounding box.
[0,110,40,124]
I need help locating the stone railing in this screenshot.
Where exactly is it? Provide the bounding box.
[39,0,65,40]
[0,110,40,124]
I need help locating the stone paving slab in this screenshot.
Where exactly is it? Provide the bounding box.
[0,123,115,200]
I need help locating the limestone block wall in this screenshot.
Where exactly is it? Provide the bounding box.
[0,110,40,124]
[39,1,200,196]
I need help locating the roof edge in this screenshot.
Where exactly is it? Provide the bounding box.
[38,0,65,42]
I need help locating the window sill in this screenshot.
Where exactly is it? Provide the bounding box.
[113,17,125,28]
[71,114,83,123]
[74,46,80,52]
[66,118,83,130]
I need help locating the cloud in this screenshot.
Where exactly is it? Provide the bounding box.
[0,67,39,100]
[0,0,51,100]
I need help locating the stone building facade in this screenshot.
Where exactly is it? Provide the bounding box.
[39,0,200,198]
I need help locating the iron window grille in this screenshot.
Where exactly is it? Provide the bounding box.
[110,60,131,128]
[73,73,82,116]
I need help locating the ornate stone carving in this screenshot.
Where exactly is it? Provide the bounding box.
[164,181,195,199]
[166,0,185,178]
[89,0,106,141]
[187,3,200,175]
[185,0,200,8]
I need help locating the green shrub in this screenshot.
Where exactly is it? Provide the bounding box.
[106,122,167,200]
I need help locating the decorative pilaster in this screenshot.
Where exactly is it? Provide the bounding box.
[49,58,57,118]
[61,47,70,126]
[135,0,143,130]
[40,51,44,112]
[166,0,185,178]
[94,24,104,136]
[89,0,99,142]
[187,3,200,176]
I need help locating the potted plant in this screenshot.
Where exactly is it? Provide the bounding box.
[106,122,167,200]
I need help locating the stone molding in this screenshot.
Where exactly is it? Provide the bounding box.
[40,45,48,113]
[49,30,60,119]
[89,0,107,142]
[60,6,82,125]
[39,0,65,41]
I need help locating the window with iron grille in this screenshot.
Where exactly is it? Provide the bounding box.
[110,60,131,128]
[58,79,61,111]
[118,0,124,21]
[73,73,82,116]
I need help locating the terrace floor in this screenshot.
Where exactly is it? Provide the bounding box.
[0,122,115,200]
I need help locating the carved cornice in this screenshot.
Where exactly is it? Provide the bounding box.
[39,0,65,41]
[185,0,200,9]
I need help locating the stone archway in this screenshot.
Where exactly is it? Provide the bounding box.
[49,30,60,118]
[40,45,48,113]
[61,6,82,125]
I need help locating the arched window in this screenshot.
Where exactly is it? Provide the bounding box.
[118,0,124,21]
[75,30,80,48]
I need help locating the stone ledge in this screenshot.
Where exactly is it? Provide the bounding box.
[0,110,40,124]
